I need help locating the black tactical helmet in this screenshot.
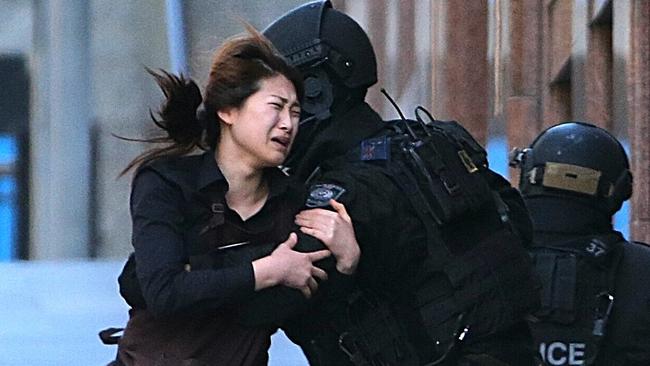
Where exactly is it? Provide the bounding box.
[511,122,632,215]
[263,0,377,120]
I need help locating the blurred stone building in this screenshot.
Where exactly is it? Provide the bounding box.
[0,0,647,261]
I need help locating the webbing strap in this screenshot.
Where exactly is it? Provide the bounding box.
[188,185,227,258]
[388,160,451,270]
[409,140,461,197]
[390,159,443,226]
[588,236,624,364]
[534,254,556,310]
[419,263,502,328]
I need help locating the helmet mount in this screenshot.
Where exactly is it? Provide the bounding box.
[264,0,377,123]
[511,122,632,215]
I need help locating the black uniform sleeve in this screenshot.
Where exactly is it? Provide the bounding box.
[484,169,534,246]
[323,166,428,285]
[280,166,428,365]
[603,241,650,365]
[236,230,356,327]
[130,169,255,317]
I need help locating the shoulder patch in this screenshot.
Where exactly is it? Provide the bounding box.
[360,136,391,161]
[305,184,346,208]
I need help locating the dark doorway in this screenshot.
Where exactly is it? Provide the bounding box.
[0,56,30,260]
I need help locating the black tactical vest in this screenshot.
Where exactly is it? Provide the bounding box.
[327,116,540,365]
[528,233,624,366]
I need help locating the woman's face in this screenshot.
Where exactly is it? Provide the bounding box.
[218,74,300,168]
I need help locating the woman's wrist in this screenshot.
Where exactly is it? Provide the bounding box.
[252,256,280,290]
[334,245,360,275]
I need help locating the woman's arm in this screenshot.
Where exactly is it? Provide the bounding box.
[131,168,333,317]
[253,232,330,298]
[131,169,256,317]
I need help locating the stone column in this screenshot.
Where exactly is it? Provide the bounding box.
[570,1,588,122]
[612,0,631,139]
[584,2,614,130]
[30,0,91,259]
[91,0,170,258]
[505,0,544,155]
[431,0,489,144]
[542,0,573,128]
[628,0,650,243]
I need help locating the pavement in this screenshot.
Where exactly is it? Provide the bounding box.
[0,260,308,366]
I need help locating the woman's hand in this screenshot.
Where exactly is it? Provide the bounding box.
[252,233,330,298]
[294,199,361,275]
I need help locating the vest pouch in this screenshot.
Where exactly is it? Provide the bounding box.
[393,125,493,225]
[530,252,578,324]
[417,228,539,350]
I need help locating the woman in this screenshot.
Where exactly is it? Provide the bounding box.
[115,27,360,366]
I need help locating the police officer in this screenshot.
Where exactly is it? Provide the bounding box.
[252,1,542,365]
[511,122,650,366]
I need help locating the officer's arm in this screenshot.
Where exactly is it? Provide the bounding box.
[606,242,650,364]
[484,169,534,246]
[238,184,359,327]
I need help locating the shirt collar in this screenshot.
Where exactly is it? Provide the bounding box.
[197,149,293,198]
[265,167,293,200]
[197,150,226,191]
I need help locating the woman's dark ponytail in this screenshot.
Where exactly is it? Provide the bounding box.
[119,68,206,176]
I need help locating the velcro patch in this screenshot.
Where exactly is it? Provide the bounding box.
[305,184,346,208]
[360,136,390,161]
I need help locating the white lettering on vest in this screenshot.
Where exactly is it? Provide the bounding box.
[569,343,585,365]
[539,342,586,365]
